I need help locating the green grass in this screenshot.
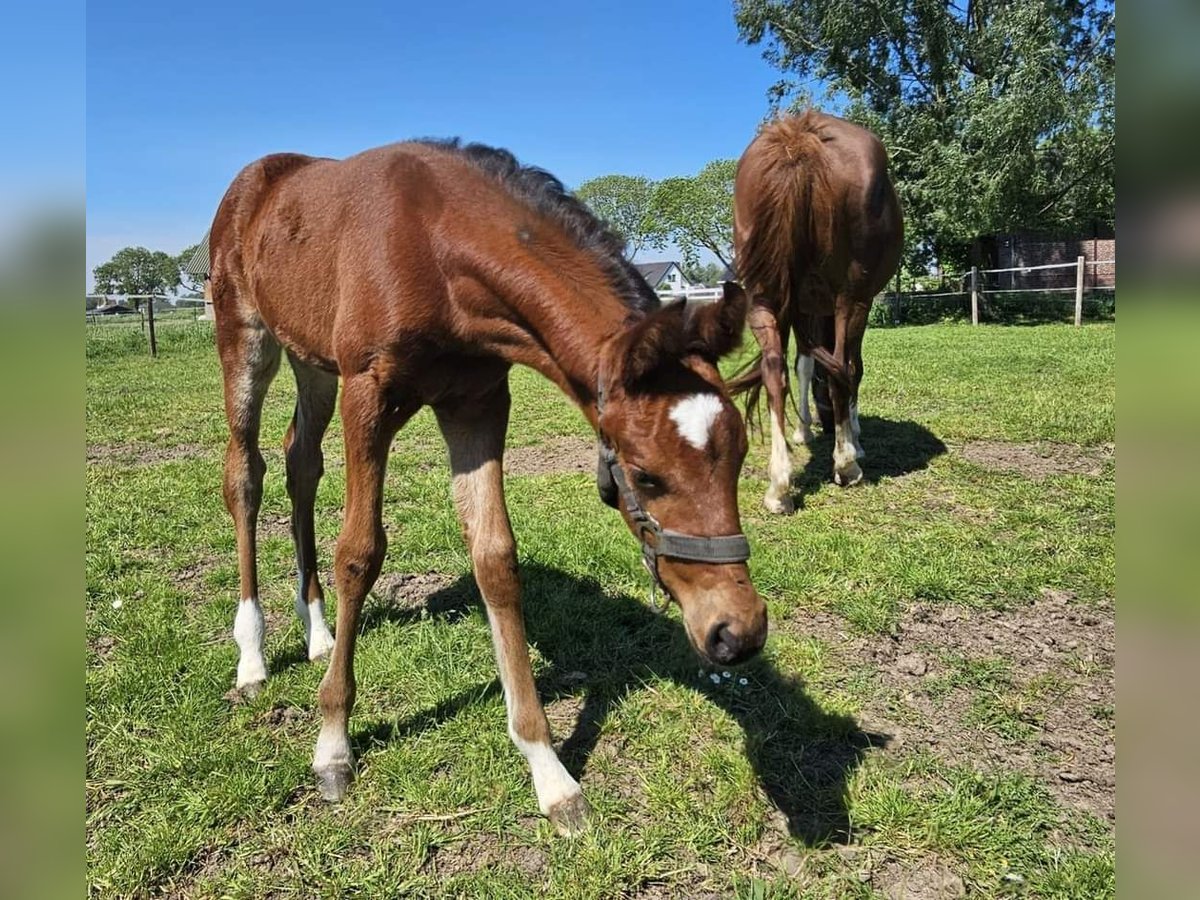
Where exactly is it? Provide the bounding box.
[86,322,1115,898]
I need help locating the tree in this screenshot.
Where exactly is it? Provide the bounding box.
[735,0,1115,272]
[92,246,181,307]
[649,159,737,271]
[575,175,665,258]
[176,242,205,295]
[683,261,727,286]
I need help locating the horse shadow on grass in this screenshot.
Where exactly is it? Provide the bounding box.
[791,415,946,507]
[350,563,889,846]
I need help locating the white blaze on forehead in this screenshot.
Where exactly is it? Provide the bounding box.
[669,393,724,450]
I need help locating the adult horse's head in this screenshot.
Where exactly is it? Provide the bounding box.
[597,282,767,666]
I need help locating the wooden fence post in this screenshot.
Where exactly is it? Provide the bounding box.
[1075,255,1085,326]
[970,266,980,325]
[147,297,158,357]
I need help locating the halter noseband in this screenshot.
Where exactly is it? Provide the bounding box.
[595,376,752,612]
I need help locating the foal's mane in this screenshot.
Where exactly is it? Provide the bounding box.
[420,139,662,317]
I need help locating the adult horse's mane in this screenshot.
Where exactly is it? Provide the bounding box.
[418,138,662,318]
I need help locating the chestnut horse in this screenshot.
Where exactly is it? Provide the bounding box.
[209,139,767,834]
[730,111,903,513]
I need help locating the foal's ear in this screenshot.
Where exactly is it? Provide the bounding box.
[610,301,687,388]
[685,281,748,361]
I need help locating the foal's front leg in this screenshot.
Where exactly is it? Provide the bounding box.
[435,390,589,835]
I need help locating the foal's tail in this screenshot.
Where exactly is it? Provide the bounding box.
[728,111,847,422]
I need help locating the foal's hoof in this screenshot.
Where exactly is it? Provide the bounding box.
[763,494,795,515]
[314,764,354,803]
[834,462,864,487]
[228,679,265,702]
[547,793,591,837]
[793,426,814,445]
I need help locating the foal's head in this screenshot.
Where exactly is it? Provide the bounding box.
[598,283,767,666]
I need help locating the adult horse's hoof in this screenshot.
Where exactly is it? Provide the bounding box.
[792,425,814,445]
[834,462,864,487]
[308,632,335,661]
[763,494,795,515]
[314,764,354,803]
[547,792,591,837]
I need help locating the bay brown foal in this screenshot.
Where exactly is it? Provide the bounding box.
[210,139,766,833]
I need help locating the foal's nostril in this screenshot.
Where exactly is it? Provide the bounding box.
[707,622,743,665]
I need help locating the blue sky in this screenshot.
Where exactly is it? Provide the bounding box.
[86,0,783,285]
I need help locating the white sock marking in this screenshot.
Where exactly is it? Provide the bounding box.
[313,721,352,769]
[669,393,724,451]
[796,355,814,430]
[767,410,791,495]
[487,607,581,814]
[233,598,267,688]
[295,588,335,660]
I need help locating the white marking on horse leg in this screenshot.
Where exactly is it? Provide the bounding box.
[488,612,582,817]
[764,410,794,514]
[833,419,864,487]
[233,598,267,689]
[313,720,352,771]
[668,393,724,451]
[793,355,815,444]
[850,402,865,459]
[295,589,335,660]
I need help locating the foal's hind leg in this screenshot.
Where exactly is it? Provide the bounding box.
[218,322,282,694]
[312,374,412,801]
[284,355,338,661]
[435,382,589,835]
[749,303,794,515]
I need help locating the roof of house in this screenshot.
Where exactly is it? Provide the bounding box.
[184,231,210,276]
[634,261,680,287]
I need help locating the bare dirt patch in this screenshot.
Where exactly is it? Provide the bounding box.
[958,441,1113,478]
[791,588,1115,824]
[88,633,118,666]
[86,442,210,466]
[424,829,547,881]
[372,572,459,611]
[873,859,966,899]
[504,436,596,476]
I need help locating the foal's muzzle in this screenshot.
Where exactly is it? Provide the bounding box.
[704,619,767,666]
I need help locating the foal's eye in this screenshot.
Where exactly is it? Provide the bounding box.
[631,469,663,491]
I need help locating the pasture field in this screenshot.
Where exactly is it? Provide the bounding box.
[86,321,1114,898]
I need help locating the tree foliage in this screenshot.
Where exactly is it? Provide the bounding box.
[735,0,1115,271]
[649,159,737,270]
[92,246,182,304]
[575,174,665,258]
[684,261,728,286]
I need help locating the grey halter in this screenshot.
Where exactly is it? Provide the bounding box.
[595,377,752,612]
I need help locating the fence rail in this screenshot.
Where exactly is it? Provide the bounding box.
[889,256,1115,326]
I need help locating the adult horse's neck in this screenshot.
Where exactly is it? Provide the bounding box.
[469,257,637,429]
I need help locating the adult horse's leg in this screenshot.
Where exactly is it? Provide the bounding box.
[284,354,337,661]
[217,321,281,695]
[830,303,867,486]
[792,354,815,445]
[847,310,868,462]
[435,381,589,835]
[749,303,794,514]
[312,374,409,801]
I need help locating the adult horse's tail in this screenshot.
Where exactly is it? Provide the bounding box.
[728,112,848,420]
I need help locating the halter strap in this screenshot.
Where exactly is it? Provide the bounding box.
[595,375,751,611]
